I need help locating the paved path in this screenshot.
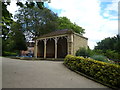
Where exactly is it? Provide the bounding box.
[2,57,110,88]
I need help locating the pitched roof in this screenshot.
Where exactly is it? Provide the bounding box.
[36,29,88,40]
[38,29,73,38]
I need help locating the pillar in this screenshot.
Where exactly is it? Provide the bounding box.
[44,39,47,58]
[35,40,38,58]
[54,37,58,59]
[67,34,73,55]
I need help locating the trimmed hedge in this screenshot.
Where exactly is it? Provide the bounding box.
[3,51,17,56]
[64,55,120,88]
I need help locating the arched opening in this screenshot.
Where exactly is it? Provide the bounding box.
[38,40,44,58]
[46,39,55,58]
[57,37,67,58]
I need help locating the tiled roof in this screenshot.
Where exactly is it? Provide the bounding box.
[38,29,73,38]
[36,29,88,40]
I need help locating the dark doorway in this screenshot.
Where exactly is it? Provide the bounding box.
[46,39,55,58]
[57,37,67,58]
[38,40,44,58]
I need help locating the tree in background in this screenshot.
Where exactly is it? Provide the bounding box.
[2,2,13,55]
[76,47,90,58]
[14,6,59,41]
[2,2,13,40]
[16,1,44,9]
[1,1,44,41]
[95,35,120,53]
[10,22,27,51]
[94,35,120,61]
[2,22,27,56]
[1,1,27,56]
[57,17,85,35]
[14,5,85,42]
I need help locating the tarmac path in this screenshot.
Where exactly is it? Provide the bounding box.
[2,57,110,88]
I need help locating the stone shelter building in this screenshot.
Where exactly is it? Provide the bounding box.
[34,29,88,58]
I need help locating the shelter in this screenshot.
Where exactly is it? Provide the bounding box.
[34,29,88,58]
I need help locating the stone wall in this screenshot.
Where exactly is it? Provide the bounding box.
[73,33,88,55]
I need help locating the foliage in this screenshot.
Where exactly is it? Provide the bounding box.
[10,22,27,51]
[2,1,14,55]
[2,2,13,40]
[14,6,85,42]
[57,17,85,35]
[90,55,109,63]
[3,51,17,56]
[64,55,120,88]
[89,49,120,64]
[76,47,90,58]
[2,22,27,56]
[16,1,44,9]
[95,35,120,53]
[104,50,120,60]
[14,6,59,41]
[1,1,45,56]
[94,35,120,63]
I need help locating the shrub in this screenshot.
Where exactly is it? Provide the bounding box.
[3,51,17,56]
[76,47,90,58]
[104,50,120,62]
[90,55,109,63]
[64,55,120,88]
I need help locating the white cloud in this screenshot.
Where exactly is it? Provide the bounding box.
[102,0,119,20]
[7,0,27,16]
[7,1,19,16]
[105,0,119,11]
[48,0,118,49]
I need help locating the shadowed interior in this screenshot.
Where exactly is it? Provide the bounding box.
[57,37,67,58]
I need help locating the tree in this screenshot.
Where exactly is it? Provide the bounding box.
[2,0,45,41]
[95,35,120,53]
[1,1,13,55]
[16,1,44,9]
[57,17,85,35]
[76,47,90,58]
[2,22,27,55]
[1,1,44,56]
[2,2,13,40]
[10,22,27,51]
[14,6,59,41]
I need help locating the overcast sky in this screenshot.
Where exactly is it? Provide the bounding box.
[7,0,119,49]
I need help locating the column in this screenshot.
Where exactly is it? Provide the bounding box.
[35,40,38,58]
[54,37,58,59]
[44,39,47,58]
[67,34,73,55]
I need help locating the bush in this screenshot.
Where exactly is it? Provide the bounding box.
[3,51,17,56]
[64,55,120,88]
[104,50,120,61]
[90,55,109,63]
[76,47,90,58]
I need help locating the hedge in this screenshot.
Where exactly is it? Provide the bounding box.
[3,51,17,56]
[64,55,120,88]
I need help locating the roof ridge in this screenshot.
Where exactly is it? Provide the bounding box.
[36,29,76,39]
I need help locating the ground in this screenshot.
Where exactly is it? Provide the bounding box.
[2,57,111,88]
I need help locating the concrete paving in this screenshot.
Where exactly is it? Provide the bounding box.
[2,57,111,88]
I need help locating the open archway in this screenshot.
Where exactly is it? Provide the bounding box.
[46,39,55,58]
[57,37,67,58]
[38,40,44,58]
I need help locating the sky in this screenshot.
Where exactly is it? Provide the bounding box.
[7,0,119,49]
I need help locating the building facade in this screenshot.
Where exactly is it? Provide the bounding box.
[34,29,88,58]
